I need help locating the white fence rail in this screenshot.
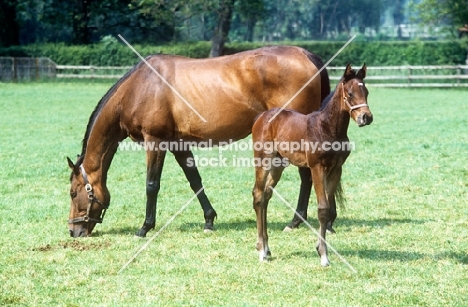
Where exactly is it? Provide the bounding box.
[1,57,467,88]
[56,64,468,88]
[327,65,468,87]
[56,65,133,79]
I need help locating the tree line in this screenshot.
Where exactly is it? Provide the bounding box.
[1,0,467,57]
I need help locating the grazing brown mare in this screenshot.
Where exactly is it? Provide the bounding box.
[251,64,372,266]
[67,46,330,238]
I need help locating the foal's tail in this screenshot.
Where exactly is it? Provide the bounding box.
[335,178,347,209]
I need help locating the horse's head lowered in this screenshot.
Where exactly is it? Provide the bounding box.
[67,157,109,237]
[341,63,373,127]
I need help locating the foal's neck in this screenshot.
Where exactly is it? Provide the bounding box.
[320,83,350,138]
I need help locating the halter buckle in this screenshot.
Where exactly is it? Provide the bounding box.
[85,183,92,193]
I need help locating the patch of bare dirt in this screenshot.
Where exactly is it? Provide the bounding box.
[32,240,111,252]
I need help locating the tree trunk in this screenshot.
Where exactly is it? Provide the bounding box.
[209,0,235,58]
[0,0,20,47]
[245,16,256,42]
[72,0,90,44]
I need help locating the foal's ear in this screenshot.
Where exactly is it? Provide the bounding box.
[356,63,367,80]
[343,63,354,81]
[67,157,80,175]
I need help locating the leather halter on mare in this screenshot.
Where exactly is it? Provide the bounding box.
[68,165,108,224]
[342,82,368,113]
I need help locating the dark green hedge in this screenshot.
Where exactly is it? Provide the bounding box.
[225,41,468,66]
[0,40,466,66]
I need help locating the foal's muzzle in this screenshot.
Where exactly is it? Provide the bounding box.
[357,112,373,127]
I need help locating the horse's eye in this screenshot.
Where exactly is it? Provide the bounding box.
[70,191,77,199]
[348,92,353,97]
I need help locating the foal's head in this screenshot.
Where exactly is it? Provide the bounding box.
[340,64,373,127]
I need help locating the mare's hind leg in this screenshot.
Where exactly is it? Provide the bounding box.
[173,150,217,232]
[136,140,167,237]
[325,166,343,234]
[284,167,312,231]
[252,156,285,261]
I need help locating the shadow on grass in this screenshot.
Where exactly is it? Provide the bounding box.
[177,219,289,232]
[176,216,428,233]
[287,249,468,265]
[335,217,428,228]
[98,226,141,236]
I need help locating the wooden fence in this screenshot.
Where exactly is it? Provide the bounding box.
[0,57,56,81]
[55,64,468,88]
[1,57,467,87]
[327,65,468,87]
[56,65,133,79]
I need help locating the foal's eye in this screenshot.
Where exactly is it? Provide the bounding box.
[70,191,77,199]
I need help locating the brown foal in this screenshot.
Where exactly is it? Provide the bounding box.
[251,64,373,266]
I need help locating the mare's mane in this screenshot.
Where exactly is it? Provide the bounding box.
[78,62,143,162]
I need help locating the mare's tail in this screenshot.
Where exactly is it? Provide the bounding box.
[304,51,331,102]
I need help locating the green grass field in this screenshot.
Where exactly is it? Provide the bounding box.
[0,82,467,306]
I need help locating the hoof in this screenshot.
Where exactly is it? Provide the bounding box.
[259,251,271,262]
[203,228,213,234]
[135,232,146,238]
[135,224,153,238]
[203,209,217,232]
[320,255,330,267]
[326,222,336,234]
[283,226,293,232]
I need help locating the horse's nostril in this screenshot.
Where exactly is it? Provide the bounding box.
[79,228,88,237]
[69,229,74,237]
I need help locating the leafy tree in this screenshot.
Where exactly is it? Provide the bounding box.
[411,0,468,35]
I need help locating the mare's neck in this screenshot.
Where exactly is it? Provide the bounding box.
[320,83,350,138]
[82,101,125,188]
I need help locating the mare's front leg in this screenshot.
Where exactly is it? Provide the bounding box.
[173,150,217,232]
[311,165,331,267]
[284,167,312,231]
[136,143,167,237]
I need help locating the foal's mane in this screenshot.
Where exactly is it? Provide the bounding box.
[78,62,142,161]
[319,90,335,111]
[319,67,361,111]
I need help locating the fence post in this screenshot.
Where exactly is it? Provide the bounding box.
[407,65,411,86]
[12,57,17,82]
[35,58,39,81]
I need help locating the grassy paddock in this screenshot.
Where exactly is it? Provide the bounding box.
[0,82,467,306]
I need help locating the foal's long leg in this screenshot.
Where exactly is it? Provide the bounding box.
[284,167,312,231]
[172,150,217,232]
[252,159,284,261]
[136,142,167,237]
[311,165,331,267]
